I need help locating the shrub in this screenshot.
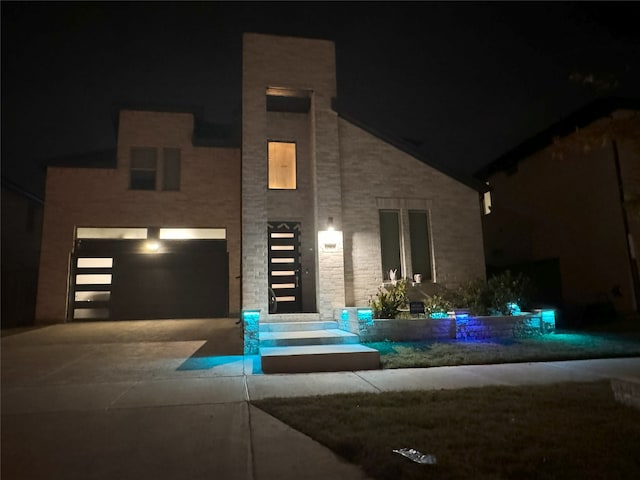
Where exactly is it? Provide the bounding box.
[423,293,453,317]
[369,279,408,319]
[453,278,490,316]
[486,270,533,315]
[453,270,533,316]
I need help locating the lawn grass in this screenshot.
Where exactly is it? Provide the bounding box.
[365,330,640,369]
[253,381,640,480]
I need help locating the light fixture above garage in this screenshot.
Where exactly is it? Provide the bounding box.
[144,241,161,252]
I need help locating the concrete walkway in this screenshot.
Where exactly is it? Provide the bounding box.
[2,319,639,480]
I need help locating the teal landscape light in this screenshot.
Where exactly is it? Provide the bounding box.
[357,308,374,326]
[242,309,260,354]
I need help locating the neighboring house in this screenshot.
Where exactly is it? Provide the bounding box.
[477,97,640,326]
[35,33,487,325]
[2,177,44,328]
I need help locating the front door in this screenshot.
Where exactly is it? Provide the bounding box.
[268,222,302,313]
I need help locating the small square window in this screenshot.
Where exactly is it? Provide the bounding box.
[268,141,297,189]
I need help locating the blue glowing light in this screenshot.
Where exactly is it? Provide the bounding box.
[541,309,556,333]
[341,309,349,322]
[357,308,374,326]
[507,303,521,315]
[429,312,449,319]
[242,309,260,355]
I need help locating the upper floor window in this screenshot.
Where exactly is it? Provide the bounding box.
[162,148,181,191]
[130,147,181,191]
[130,147,157,190]
[268,141,296,190]
[482,190,492,215]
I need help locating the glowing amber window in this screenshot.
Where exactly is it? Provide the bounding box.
[268,141,296,189]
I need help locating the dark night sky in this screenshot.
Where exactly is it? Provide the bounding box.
[2,1,640,197]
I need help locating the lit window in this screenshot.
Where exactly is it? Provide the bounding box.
[130,147,157,190]
[77,258,113,268]
[76,274,112,285]
[75,291,111,302]
[483,190,492,215]
[268,141,296,189]
[159,228,226,240]
[76,227,148,239]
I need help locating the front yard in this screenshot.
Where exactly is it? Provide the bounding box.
[366,329,640,369]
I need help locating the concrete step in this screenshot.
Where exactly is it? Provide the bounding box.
[259,321,338,333]
[264,313,321,323]
[260,344,381,374]
[259,329,359,347]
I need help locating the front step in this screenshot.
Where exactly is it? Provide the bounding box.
[261,344,381,374]
[260,321,339,332]
[260,328,360,347]
[264,313,321,323]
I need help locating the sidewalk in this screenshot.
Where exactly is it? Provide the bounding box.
[2,321,639,480]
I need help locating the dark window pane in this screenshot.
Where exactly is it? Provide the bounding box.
[131,147,157,169]
[130,171,156,190]
[379,210,401,279]
[163,148,181,190]
[409,210,432,280]
[130,147,157,190]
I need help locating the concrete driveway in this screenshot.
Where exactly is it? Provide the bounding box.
[0,319,370,480]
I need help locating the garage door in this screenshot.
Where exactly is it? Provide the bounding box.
[71,236,228,320]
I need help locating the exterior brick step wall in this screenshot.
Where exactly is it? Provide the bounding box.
[259,321,338,332]
[258,318,381,373]
[263,313,321,323]
[259,328,360,347]
[260,344,380,374]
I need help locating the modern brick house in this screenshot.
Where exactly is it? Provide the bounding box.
[35,33,487,327]
[477,97,640,325]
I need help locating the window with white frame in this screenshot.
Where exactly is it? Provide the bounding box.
[378,205,433,282]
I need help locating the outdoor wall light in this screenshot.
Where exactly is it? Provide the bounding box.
[319,217,340,249]
[144,240,161,252]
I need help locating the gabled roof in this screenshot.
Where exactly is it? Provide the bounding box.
[475,97,640,180]
[331,99,488,192]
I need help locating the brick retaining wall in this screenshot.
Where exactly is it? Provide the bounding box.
[337,308,555,342]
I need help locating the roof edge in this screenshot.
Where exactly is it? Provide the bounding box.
[476,96,640,180]
[331,98,488,192]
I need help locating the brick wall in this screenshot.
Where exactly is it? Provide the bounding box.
[242,33,340,318]
[241,33,485,319]
[35,110,241,323]
[339,119,486,307]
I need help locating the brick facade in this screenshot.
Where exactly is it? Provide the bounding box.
[37,33,487,325]
[241,33,485,320]
[36,110,241,323]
